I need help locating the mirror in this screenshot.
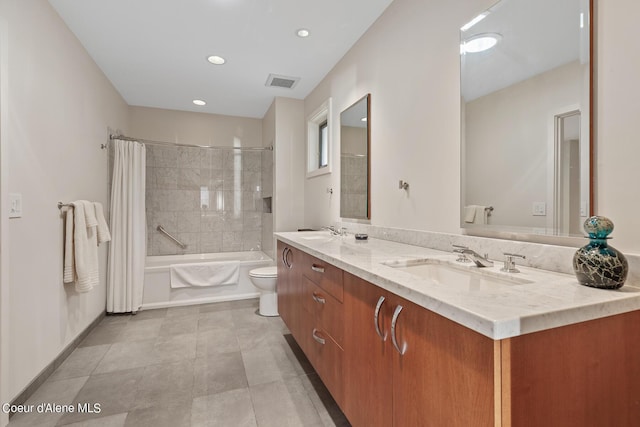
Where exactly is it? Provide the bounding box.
[340,94,371,220]
[460,0,592,237]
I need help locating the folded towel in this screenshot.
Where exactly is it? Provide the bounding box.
[94,202,111,244]
[170,261,240,289]
[73,200,100,293]
[63,205,76,283]
[464,205,476,223]
[464,205,488,225]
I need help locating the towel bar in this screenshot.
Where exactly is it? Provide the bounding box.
[58,202,73,209]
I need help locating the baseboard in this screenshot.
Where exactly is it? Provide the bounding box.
[8,311,105,417]
[140,292,260,310]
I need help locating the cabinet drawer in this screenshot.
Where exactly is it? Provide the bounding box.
[302,253,343,302]
[301,320,344,406]
[301,276,344,347]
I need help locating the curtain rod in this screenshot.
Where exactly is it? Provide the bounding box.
[106,134,273,151]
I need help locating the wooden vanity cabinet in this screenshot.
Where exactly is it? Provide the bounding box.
[277,241,303,341]
[278,240,640,426]
[343,272,495,427]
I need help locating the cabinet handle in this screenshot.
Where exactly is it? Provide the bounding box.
[312,328,326,345]
[391,305,406,355]
[312,292,326,304]
[311,264,325,273]
[282,247,292,269]
[374,296,387,341]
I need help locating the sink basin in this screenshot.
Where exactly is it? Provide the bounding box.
[382,259,531,286]
[298,232,335,242]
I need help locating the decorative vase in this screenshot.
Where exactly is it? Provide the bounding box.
[573,216,628,290]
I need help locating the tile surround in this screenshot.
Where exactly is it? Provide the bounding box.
[145,145,268,256]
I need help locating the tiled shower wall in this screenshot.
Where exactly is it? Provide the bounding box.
[145,145,264,255]
[340,154,368,219]
[261,148,274,259]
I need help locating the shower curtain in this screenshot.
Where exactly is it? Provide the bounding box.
[107,139,146,313]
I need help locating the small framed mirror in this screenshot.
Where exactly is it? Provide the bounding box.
[307,98,332,178]
[340,94,371,220]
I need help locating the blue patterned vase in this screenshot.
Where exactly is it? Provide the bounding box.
[573,216,628,290]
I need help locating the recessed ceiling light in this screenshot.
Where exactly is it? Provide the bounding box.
[296,28,310,38]
[460,33,501,54]
[207,55,226,65]
[193,99,206,106]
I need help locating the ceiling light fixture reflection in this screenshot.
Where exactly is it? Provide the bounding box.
[193,99,207,106]
[296,28,310,38]
[460,33,501,54]
[207,55,226,65]
[461,12,489,31]
[361,117,367,122]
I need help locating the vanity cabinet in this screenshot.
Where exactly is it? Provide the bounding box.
[278,238,640,426]
[277,241,303,341]
[343,272,495,427]
[276,241,345,406]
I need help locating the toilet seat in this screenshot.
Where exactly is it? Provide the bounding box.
[249,266,278,278]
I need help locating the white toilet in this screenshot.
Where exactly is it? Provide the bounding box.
[249,266,278,317]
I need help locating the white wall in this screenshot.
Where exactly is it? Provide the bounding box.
[303,0,640,254]
[129,106,262,148]
[273,98,306,234]
[0,0,129,404]
[304,0,490,233]
[465,61,583,228]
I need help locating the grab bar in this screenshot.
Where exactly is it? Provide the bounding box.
[156,225,187,249]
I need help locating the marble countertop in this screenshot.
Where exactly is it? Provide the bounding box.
[275,231,640,340]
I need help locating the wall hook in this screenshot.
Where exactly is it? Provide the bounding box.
[399,180,409,190]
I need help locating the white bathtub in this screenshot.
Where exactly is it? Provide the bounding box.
[143,251,274,310]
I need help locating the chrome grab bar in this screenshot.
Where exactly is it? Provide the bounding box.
[156,225,187,249]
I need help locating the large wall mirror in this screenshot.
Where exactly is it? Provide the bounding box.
[460,0,592,237]
[340,94,371,220]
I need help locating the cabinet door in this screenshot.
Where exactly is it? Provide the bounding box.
[276,241,301,340]
[343,273,393,427]
[391,295,495,427]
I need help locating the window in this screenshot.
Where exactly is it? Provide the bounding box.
[319,120,328,168]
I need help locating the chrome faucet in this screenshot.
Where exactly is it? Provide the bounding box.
[322,225,347,236]
[452,245,494,268]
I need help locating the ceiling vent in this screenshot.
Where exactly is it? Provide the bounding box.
[265,74,300,89]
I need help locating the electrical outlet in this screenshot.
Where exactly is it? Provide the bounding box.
[9,193,22,218]
[532,202,546,216]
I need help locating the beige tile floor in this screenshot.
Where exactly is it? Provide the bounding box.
[9,299,350,427]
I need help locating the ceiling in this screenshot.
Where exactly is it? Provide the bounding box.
[48,0,394,119]
[461,0,588,101]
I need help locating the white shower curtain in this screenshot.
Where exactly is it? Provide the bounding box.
[107,139,146,313]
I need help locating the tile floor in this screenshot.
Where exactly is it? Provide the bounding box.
[9,299,351,427]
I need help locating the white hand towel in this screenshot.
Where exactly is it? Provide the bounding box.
[73,200,99,293]
[474,205,488,225]
[170,261,240,289]
[63,205,76,283]
[464,205,477,223]
[94,202,111,244]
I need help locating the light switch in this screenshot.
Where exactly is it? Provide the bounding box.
[9,193,22,218]
[532,202,546,216]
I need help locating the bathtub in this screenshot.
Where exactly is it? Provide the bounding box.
[143,251,274,310]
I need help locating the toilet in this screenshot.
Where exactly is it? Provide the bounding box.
[249,266,278,317]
